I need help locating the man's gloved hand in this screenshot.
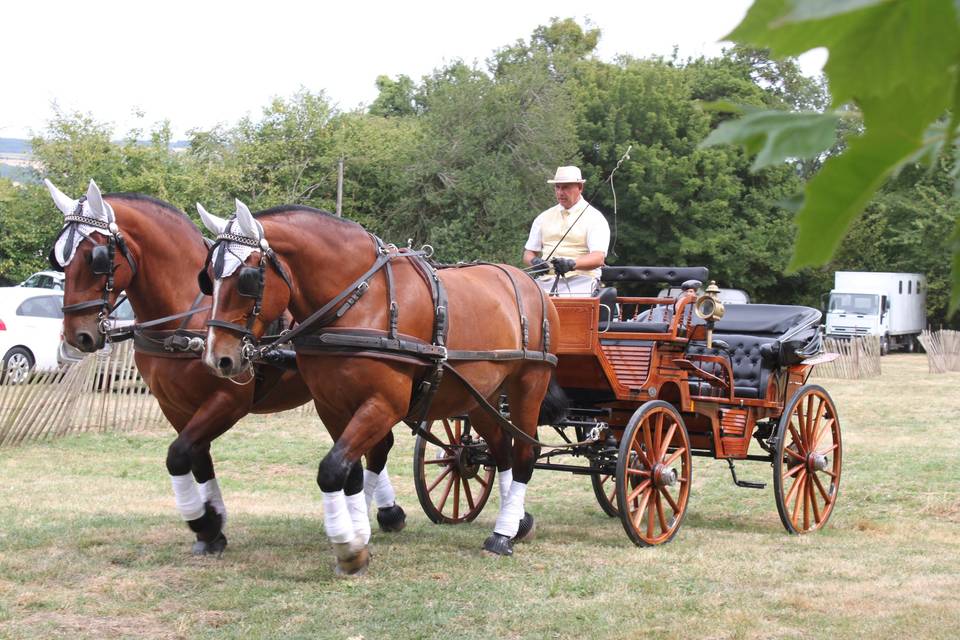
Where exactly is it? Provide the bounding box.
[551,257,576,276]
[529,256,549,276]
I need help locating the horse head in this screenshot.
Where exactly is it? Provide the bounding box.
[197,199,291,378]
[45,178,138,352]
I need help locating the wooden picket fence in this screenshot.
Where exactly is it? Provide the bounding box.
[0,341,165,447]
[918,329,960,373]
[814,335,882,379]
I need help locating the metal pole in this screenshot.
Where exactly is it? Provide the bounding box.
[336,156,344,217]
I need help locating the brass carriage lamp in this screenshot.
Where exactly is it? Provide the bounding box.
[694,281,725,348]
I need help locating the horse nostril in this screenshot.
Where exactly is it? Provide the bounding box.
[77,332,95,351]
[218,357,234,372]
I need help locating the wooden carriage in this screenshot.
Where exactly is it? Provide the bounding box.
[414,267,842,546]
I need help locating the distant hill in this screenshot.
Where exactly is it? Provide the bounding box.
[0,138,30,154]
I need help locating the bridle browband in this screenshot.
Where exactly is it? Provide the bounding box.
[49,197,139,335]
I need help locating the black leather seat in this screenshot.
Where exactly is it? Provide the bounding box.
[686,334,778,399]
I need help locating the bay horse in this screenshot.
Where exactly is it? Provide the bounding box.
[197,200,565,575]
[44,179,406,555]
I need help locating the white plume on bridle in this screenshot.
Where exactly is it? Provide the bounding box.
[44,178,116,267]
[196,199,266,278]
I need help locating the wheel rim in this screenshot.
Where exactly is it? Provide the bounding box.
[413,417,494,524]
[617,403,691,546]
[6,353,31,384]
[774,386,842,534]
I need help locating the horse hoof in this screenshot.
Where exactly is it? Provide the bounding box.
[376,504,407,532]
[482,533,514,557]
[332,537,370,577]
[191,533,227,557]
[513,512,536,543]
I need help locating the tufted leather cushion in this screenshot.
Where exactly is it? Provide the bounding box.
[686,333,778,399]
[601,266,709,287]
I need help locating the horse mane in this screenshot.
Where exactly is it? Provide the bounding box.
[105,193,203,235]
[254,204,363,231]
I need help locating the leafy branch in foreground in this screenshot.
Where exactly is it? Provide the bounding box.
[701,0,960,313]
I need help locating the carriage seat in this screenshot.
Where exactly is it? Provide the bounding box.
[597,287,672,333]
[686,304,822,398]
[686,334,778,399]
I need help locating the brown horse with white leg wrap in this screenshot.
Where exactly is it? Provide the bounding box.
[197,200,565,575]
[45,180,406,556]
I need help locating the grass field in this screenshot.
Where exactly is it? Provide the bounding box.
[0,355,957,639]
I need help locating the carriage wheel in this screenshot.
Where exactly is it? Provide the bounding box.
[413,417,495,524]
[773,385,842,534]
[590,470,619,517]
[615,401,692,546]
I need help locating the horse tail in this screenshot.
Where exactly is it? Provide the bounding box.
[537,371,569,426]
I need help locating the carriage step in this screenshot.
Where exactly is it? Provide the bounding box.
[726,459,766,490]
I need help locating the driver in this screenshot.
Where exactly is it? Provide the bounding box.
[522,165,610,296]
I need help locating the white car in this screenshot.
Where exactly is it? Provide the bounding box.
[18,270,65,290]
[0,286,65,383]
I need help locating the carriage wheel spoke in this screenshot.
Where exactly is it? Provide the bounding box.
[659,486,680,514]
[653,413,665,460]
[627,479,652,504]
[788,424,806,455]
[642,419,656,467]
[658,423,677,461]
[784,447,805,462]
[427,465,453,492]
[626,467,651,477]
[784,468,806,506]
[631,487,652,530]
[646,492,656,539]
[424,456,455,465]
[475,474,489,489]
[452,476,461,519]
[803,475,811,530]
[454,419,462,440]
[664,446,686,467]
[795,403,807,444]
[442,419,456,445]
[805,395,816,444]
[791,474,807,525]
[436,473,456,512]
[812,471,832,505]
[814,443,839,456]
[784,462,804,478]
[656,492,669,533]
[808,479,822,525]
[463,476,477,510]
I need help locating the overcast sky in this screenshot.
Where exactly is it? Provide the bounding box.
[3,0,823,140]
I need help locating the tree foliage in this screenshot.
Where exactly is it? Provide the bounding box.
[703,0,960,312]
[1,15,954,326]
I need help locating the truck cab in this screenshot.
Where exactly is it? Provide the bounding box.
[824,272,926,354]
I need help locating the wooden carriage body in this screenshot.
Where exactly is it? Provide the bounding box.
[552,288,815,461]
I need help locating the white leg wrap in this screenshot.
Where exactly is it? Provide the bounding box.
[363,469,379,510]
[171,473,205,521]
[322,490,355,544]
[498,468,514,504]
[373,467,396,509]
[346,491,371,545]
[198,478,226,527]
[494,481,527,537]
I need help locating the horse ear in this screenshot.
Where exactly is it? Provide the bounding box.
[86,179,115,223]
[197,203,229,236]
[44,179,76,216]
[234,199,260,240]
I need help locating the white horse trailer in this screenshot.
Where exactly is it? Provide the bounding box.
[825,271,926,354]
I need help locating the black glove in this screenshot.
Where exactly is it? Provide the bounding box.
[551,257,576,276]
[529,256,549,276]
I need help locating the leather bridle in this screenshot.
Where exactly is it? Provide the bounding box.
[48,197,138,335]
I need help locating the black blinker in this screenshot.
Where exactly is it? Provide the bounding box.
[47,247,65,272]
[198,269,214,296]
[237,266,263,299]
[89,244,113,275]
